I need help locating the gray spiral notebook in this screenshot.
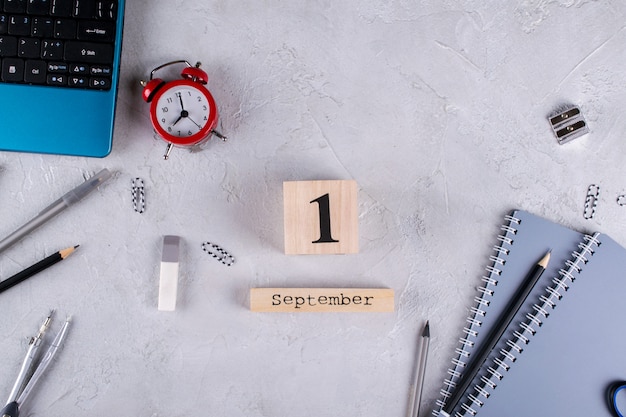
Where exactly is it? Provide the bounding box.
[433,210,626,416]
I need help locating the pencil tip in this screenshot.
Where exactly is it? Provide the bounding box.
[60,245,79,259]
[423,321,430,337]
[538,250,551,268]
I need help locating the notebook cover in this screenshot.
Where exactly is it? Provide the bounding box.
[475,231,622,416]
[434,210,587,416]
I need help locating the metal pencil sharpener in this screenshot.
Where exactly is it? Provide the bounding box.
[549,105,589,145]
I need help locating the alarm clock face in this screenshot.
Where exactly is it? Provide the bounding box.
[150,79,218,146]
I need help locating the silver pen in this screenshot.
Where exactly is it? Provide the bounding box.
[0,169,112,254]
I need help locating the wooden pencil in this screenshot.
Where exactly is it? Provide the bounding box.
[441,251,550,416]
[0,246,79,294]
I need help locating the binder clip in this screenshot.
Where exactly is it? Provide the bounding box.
[549,105,589,145]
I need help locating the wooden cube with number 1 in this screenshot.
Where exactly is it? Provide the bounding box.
[283,180,358,255]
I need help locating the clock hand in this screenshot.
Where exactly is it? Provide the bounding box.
[177,93,185,111]
[187,116,203,129]
[172,110,189,126]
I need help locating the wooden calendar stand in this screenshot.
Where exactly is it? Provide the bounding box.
[283,180,358,255]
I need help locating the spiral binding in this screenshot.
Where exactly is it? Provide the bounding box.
[435,230,601,417]
[433,213,520,416]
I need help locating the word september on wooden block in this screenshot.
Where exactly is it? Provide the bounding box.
[250,288,394,312]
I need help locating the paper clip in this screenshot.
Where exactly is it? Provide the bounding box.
[549,105,589,145]
[583,184,600,219]
[131,178,145,213]
[202,242,235,266]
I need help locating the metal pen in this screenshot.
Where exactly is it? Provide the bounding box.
[0,169,112,254]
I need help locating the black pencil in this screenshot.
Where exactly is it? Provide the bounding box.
[441,250,551,416]
[0,246,79,294]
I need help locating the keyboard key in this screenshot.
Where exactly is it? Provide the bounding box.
[4,0,27,13]
[0,14,7,34]
[8,15,30,36]
[47,60,67,72]
[40,38,62,58]
[77,20,114,42]
[50,0,71,16]
[24,59,46,83]
[68,74,86,86]
[73,0,97,19]
[96,1,116,19]
[64,40,111,64]
[90,76,109,89]
[17,36,38,57]
[89,63,109,75]
[47,72,66,85]
[73,0,98,19]
[69,62,86,73]
[27,0,51,15]
[1,57,23,81]
[0,35,17,56]
[31,17,54,37]
[53,18,75,39]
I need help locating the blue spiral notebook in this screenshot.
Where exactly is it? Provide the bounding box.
[434,210,626,416]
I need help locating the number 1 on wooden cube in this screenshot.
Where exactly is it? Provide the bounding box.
[283,180,358,255]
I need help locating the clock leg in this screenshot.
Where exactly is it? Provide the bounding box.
[212,129,227,141]
[163,143,173,160]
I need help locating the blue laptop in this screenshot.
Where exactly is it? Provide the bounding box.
[0,0,125,157]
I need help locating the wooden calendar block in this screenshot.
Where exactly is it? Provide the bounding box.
[250,288,394,312]
[283,180,358,255]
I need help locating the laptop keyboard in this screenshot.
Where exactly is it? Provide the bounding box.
[0,0,118,90]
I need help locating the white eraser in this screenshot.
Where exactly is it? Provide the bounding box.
[158,235,180,311]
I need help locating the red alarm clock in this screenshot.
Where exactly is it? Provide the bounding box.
[141,60,226,159]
